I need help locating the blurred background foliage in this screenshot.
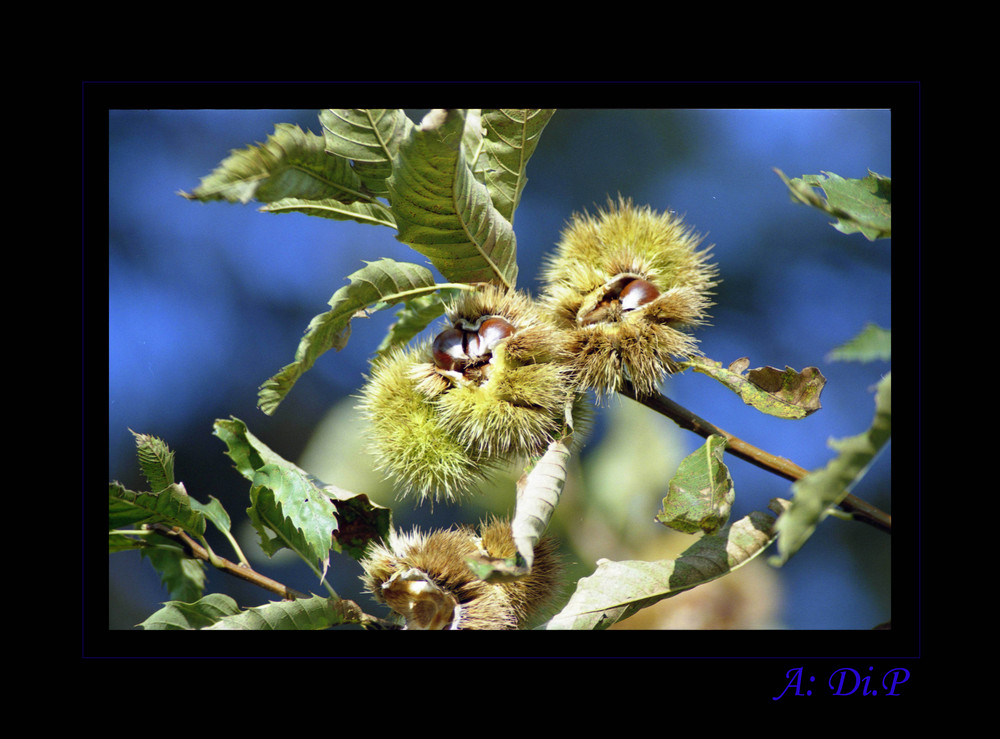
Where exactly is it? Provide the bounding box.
[108,107,891,630]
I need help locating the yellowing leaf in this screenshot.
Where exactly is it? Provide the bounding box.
[545,500,789,629]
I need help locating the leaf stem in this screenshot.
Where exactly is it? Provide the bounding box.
[216,527,252,568]
[618,380,891,534]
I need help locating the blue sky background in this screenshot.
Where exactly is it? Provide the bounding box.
[107,101,897,634]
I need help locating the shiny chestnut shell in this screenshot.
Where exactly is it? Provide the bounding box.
[431,316,515,372]
[432,327,468,372]
[476,317,515,354]
[619,278,660,311]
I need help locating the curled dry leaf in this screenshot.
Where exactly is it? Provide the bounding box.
[684,356,826,419]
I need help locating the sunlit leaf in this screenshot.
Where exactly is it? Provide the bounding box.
[321,109,413,198]
[374,289,461,355]
[214,416,391,559]
[247,464,338,579]
[387,109,519,288]
[181,123,368,206]
[204,594,366,630]
[141,593,370,631]
[478,109,556,225]
[261,196,394,228]
[468,404,576,582]
[257,258,442,415]
[511,435,572,572]
[213,417,270,480]
[138,593,242,630]
[545,500,789,629]
[129,430,175,493]
[189,495,232,536]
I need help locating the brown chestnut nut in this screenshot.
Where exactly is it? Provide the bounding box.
[431,317,516,372]
[619,278,660,312]
[432,327,468,371]
[578,277,659,326]
[462,331,482,360]
[476,317,515,354]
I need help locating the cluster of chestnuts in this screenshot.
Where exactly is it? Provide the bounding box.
[359,197,716,503]
[357,197,717,628]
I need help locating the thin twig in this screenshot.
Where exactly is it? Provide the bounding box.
[148,525,398,629]
[618,380,891,534]
[151,524,307,599]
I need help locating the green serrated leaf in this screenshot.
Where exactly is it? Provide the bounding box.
[257,258,442,415]
[138,593,242,630]
[213,417,270,479]
[478,109,556,225]
[683,356,825,419]
[213,416,391,560]
[545,500,789,629]
[321,109,414,198]
[204,594,363,630]
[657,435,734,535]
[387,109,519,289]
[261,196,395,228]
[827,323,891,363]
[247,464,338,579]
[129,430,175,492]
[776,168,891,241]
[181,123,370,206]
[770,373,890,566]
[109,481,206,537]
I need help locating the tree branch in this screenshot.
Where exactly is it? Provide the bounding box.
[618,380,891,534]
